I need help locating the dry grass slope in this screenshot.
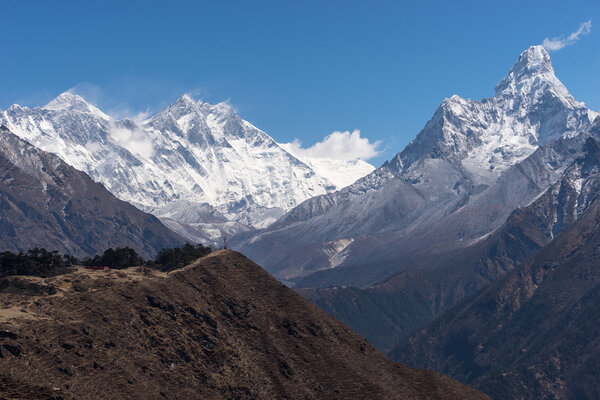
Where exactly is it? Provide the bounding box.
[0,250,487,399]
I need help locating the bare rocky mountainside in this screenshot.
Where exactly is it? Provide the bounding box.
[0,251,488,399]
[391,175,600,399]
[0,125,185,259]
[299,129,600,353]
[234,46,599,287]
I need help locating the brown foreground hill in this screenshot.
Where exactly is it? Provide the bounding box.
[0,250,487,400]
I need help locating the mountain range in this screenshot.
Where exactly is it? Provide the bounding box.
[1,43,599,399]
[0,125,184,259]
[299,123,600,352]
[234,45,599,287]
[0,93,374,246]
[284,47,600,399]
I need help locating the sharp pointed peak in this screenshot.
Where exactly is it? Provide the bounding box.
[177,93,196,103]
[441,94,467,106]
[511,45,553,75]
[168,94,235,116]
[44,92,87,108]
[167,94,202,111]
[43,92,111,119]
[154,94,199,119]
[494,45,572,99]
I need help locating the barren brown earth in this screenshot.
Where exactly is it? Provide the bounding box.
[0,250,488,399]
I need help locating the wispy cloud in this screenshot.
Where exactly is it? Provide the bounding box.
[280,130,381,161]
[66,83,103,105]
[108,121,155,159]
[542,20,592,51]
[67,84,155,158]
[66,82,156,121]
[185,87,211,100]
[12,90,58,109]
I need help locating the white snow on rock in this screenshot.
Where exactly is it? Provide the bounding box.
[0,92,375,245]
[399,46,597,190]
[234,46,600,284]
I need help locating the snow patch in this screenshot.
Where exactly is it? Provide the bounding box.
[323,239,354,269]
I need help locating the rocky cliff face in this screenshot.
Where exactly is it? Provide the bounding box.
[0,250,488,400]
[392,186,600,399]
[0,125,185,259]
[299,132,600,352]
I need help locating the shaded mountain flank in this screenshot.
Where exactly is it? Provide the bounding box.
[0,125,185,259]
[0,250,488,400]
[391,177,600,399]
[299,134,600,353]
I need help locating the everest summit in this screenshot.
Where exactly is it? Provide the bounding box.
[0,93,374,245]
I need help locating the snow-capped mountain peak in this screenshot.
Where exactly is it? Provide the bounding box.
[504,45,553,80]
[396,45,597,191]
[0,92,376,244]
[494,45,577,107]
[234,46,599,286]
[158,95,234,121]
[177,93,195,104]
[43,92,111,119]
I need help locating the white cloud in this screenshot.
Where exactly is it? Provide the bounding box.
[281,130,381,161]
[104,106,153,122]
[129,110,152,123]
[185,87,210,99]
[108,122,155,159]
[85,141,102,153]
[542,20,592,51]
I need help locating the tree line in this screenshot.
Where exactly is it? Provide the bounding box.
[0,243,212,278]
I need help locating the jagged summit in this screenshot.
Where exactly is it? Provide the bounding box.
[507,45,553,78]
[0,90,374,243]
[396,45,595,179]
[43,92,111,119]
[235,46,599,285]
[178,93,195,103]
[168,94,202,113]
[165,94,233,115]
[494,45,576,105]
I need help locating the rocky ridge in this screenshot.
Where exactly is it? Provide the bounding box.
[0,125,184,259]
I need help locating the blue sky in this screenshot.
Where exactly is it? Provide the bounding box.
[1,0,599,166]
